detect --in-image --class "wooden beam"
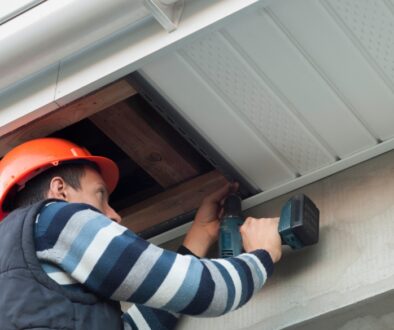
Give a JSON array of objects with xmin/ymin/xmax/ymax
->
[
  {"xmin": 91, "ymin": 100, "xmax": 202, "ymax": 188},
  {"xmin": 0, "ymin": 79, "xmax": 137, "ymax": 156},
  {"xmin": 120, "ymin": 170, "xmax": 228, "ymax": 233}
]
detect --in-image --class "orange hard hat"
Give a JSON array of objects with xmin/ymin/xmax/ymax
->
[{"xmin": 0, "ymin": 138, "xmax": 119, "ymax": 221}]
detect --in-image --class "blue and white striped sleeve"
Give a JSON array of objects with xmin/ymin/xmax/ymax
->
[
  {"xmin": 123, "ymin": 304, "xmax": 179, "ymax": 329},
  {"xmin": 36, "ymin": 202, "xmax": 273, "ymax": 318},
  {"xmin": 123, "ymin": 246, "xmax": 198, "ymax": 329}
]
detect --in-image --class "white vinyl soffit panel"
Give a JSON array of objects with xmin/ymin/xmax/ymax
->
[{"xmin": 140, "ymin": 0, "xmax": 394, "ymax": 207}]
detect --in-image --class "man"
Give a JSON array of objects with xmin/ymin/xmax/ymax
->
[{"xmin": 0, "ymin": 137, "xmax": 281, "ymax": 329}]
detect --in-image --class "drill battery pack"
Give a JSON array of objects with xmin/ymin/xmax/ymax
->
[{"xmin": 279, "ymin": 194, "xmax": 320, "ymax": 249}]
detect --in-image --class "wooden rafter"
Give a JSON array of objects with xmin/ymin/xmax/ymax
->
[
  {"xmin": 120, "ymin": 170, "xmax": 228, "ymax": 233},
  {"xmin": 0, "ymin": 76, "xmax": 226, "ymax": 237},
  {"xmin": 0, "ymin": 79, "xmax": 137, "ymax": 156},
  {"xmin": 91, "ymin": 100, "xmax": 202, "ymax": 188}
]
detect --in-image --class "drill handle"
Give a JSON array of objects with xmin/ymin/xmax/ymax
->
[{"xmin": 219, "ymin": 194, "xmax": 243, "ymax": 258}]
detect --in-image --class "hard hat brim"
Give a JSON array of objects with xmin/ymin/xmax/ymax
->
[{"xmin": 81, "ymin": 155, "xmax": 119, "ymax": 194}]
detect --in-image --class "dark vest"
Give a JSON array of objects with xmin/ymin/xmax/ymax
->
[{"xmin": 0, "ymin": 201, "xmax": 124, "ymax": 330}]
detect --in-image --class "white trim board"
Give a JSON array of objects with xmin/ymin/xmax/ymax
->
[{"xmin": 148, "ymin": 138, "xmax": 394, "ymax": 245}]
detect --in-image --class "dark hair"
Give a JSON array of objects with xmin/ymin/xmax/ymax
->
[{"xmin": 9, "ymin": 161, "xmax": 99, "ymax": 211}]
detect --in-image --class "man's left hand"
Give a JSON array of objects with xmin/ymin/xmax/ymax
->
[{"xmin": 182, "ymin": 182, "xmax": 238, "ymax": 257}]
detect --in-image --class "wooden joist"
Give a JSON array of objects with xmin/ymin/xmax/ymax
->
[
  {"xmin": 0, "ymin": 76, "xmax": 225, "ymax": 237},
  {"xmin": 0, "ymin": 79, "xmax": 137, "ymax": 156},
  {"xmin": 120, "ymin": 170, "xmax": 228, "ymax": 233},
  {"xmin": 91, "ymin": 100, "xmax": 202, "ymax": 188}
]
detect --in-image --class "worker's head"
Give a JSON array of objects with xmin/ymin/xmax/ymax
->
[{"xmin": 0, "ymin": 138, "xmax": 121, "ymax": 223}]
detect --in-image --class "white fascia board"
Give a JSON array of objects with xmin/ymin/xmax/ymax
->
[
  {"xmin": 55, "ymin": 0, "xmax": 272, "ymax": 105},
  {"xmin": 0, "ymin": 64, "xmax": 59, "ymax": 137},
  {"xmin": 0, "ymin": 0, "xmax": 272, "ymax": 133}
]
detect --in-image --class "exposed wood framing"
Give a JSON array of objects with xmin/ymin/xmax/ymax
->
[
  {"xmin": 0, "ymin": 76, "xmax": 226, "ymax": 237},
  {"xmin": 120, "ymin": 170, "xmax": 228, "ymax": 233},
  {"xmin": 91, "ymin": 100, "xmax": 202, "ymax": 188},
  {"xmin": 0, "ymin": 79, "xmax": 137, "ymax": 156}
]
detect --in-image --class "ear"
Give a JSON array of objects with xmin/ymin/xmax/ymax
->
[{"xmin": 46, "ymin": 176, "xmax": 69, "ymax": 201}]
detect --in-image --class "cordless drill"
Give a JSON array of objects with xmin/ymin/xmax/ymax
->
[{"xmin": 219, "ymin": 194, "xmax": 320, "ymax": 258}]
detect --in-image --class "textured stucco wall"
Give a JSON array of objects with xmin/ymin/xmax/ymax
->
[{"xmin": 177, "ymin": 149, "xmax": 394, "ymax": 329}]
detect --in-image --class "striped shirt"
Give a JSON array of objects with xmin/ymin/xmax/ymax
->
[{"xmin": 34, "ymin": 201, "xmax": 273, "ymax": 329}]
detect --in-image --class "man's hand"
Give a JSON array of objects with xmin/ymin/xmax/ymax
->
[
  {"xmin": 240, "ymin": 217, "xmax": 282, "ymax": 263},
  {"xmin": 182, "ymin": 182, "xmax": 238, "ymax": 257}
]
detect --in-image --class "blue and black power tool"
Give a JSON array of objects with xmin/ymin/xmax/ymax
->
[{"xmin": 219, "ymin": 193, "xmax": 320, "ymax": 258}]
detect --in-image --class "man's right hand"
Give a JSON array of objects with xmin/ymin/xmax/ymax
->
[{"xmin": 240, "ymin": 217, "xmax": 282, "ymax": 263}]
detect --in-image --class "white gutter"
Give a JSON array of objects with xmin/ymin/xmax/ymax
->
[
  {"xmin": 0, "ymin": 0, "xmax": 271, "ymax": 136},
  {"xmin": 0, "ymin": 0, "xmax": 151, "ymax": 93},
  {"xmin": 0, "ymin": 0, "xmax": 185, "ymax": 93},
  {"xmin": 0, "ymin": 0, "xmax": 46, "ymax": 25}
]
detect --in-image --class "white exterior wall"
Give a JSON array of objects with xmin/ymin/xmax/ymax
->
[{"xmin": 177, "ymin": 150, "xmax": 394, "ymax": 329}]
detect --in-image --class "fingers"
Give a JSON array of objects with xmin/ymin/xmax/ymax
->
[
  {"xmin": 240, "ymin": 216, "xmax": 282, "ymax": 263},
  {"xmin": 242, "ymin": 216, "xmax": 279, "ymax": 228},
  {"xmin": 204, "ymin": 182, "xmax": 239, "ymax": 204}
]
